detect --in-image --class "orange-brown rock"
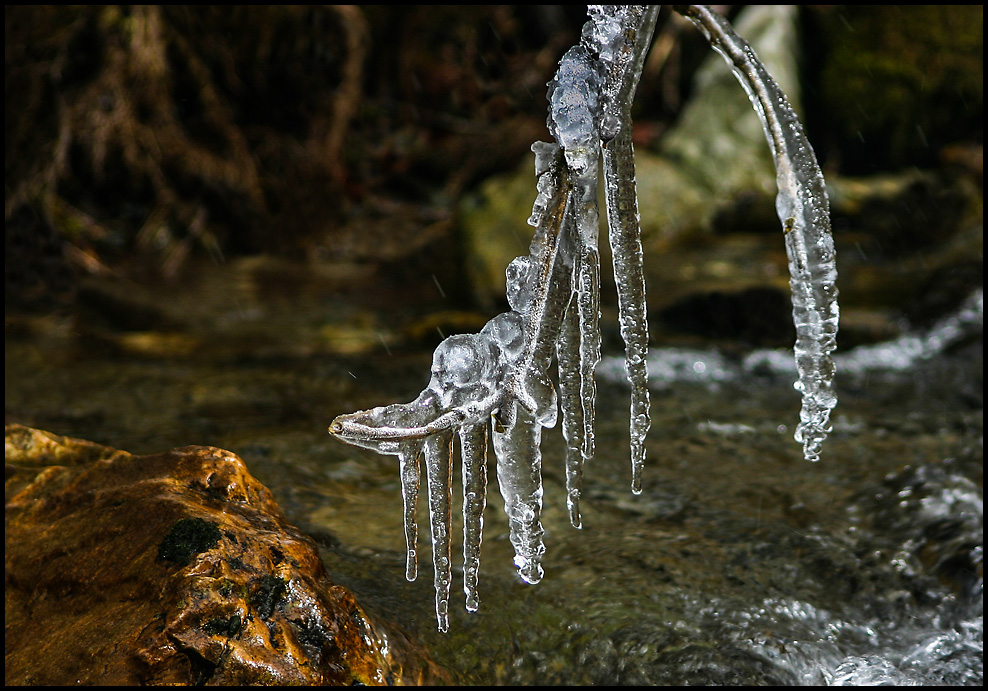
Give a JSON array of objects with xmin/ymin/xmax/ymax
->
[{"xmin": 4, "ymin": 424, "xmax": 431, "ymax": 685}]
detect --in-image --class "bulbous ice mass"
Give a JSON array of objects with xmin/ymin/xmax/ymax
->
[
  {"xmin": 548, "ymin": 45, "xmax": 602, "ymax": 173},
  {"xmin": 505, "ymin": 257, "xmax": 535, "ymax": 314},
  {"xmin": 481, "ymin": 311, "xmax": 525, "ymax": 364},
  {"xmin": 429, "ymin": 334, "xmax": 499, "ymax": 413}
]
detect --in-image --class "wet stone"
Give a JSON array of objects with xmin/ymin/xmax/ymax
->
[{"xmin": 4, "ymin": 424, "xmax": 436, "ymax": 686}]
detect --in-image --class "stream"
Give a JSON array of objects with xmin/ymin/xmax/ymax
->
[{"xmin": 4, "ymin": 262, "xmax": 982, "ymax": 685}]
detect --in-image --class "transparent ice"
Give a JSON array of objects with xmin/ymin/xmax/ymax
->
[
  {"xmin": 678, "ymin": 6, "xmax": 839, "ymax": 462},
  {"xmin": 329, "ymin": 5, "xmax": 838, "ymax": 631}
]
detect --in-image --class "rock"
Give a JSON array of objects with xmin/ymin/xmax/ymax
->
[
  {"xmin": 459, "ymin": 161, "xmax": 539, "ymax": 308},
  {"xmin": 655, "ymin": 4, "xmax": 802, "ymax": 234},
  {"xmin": 808, "ymin": 5, "xmax": 983, "ymax": 173},
  {"xmin": 4, "ymin": 424, "xmax": 435, "ymax": 686}
]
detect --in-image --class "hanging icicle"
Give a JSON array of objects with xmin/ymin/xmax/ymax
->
[{"xmin": 677, "ymin": 5, "xmax": 839, "ymax": 462}]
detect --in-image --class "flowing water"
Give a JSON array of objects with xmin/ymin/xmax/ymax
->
[{"xmin": 4, "ymin": 263, "xmax": 982, "ymax": 685}]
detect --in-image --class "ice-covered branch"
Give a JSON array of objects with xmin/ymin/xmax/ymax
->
[
  {"xmin": 329, "ymin": 4, "xmax": 837, "ymax": 631},
  {"xmin": 676, "ymin": 5, "xmax": 839, "ymax": 461}
]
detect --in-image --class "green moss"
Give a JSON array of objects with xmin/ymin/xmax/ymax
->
[
  {"xmin": 217, "ymin": 578, "xmax": 240, "ymax": 598},
  {"xmin": 157, "ymin": 517, "xmax": 222, "ymax": 565},
  {"xmin": 815, "ymin": 5, "xmax": 983, "ymax": 171},
  {"xmin": 203, "ymin": 614, "xmax": 242, "ymax": 637},
  {"xmin": 251, "ymin": 575, "xmax": 288, "ymax": 620}
]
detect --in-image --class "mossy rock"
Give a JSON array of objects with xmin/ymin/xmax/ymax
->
[{"xmin": 809, "ymin": 5, "xmax": 983, "ymax": 173}]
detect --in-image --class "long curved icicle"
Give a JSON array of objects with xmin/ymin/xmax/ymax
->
[
  {"xmin": 596, "ymin": 5, "xmax": 660, "ymax": 494},
  {"xmin": 678, "ymin": 5, "xmax": 839, "ymax": 461},
  {"xmin": 328, "ymin": 5, "xmax": 837, "ymax": 631},
  {"xmin": 605, "ymin": 128, "xmax": 652, "ymax": 492}
]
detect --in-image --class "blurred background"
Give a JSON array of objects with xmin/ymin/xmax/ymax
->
[{"xmin": 6, "ymin": 5, "xmax": 982, "ymax": 350}]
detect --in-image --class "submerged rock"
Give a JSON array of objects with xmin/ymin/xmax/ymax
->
[{"xmin": 4, "ymin": 424, "xmax": 435, "ymax": 686}]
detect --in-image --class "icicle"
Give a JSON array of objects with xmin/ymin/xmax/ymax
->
[
  {"xmin": 423, "ymin": 431, "xmax": 454, "ymax": 632},
  {"xmin": 397, "ymin": 443, "xmax": 421, "ymax": 581},
  {"xmin": 678, "ymin": 5, "xmax": 839, "ymax": 462},
  {"xmin": 594, "ymin": 5, "xmax": 659, "ymax": 493},
  {"xmin": 459, "ymin": 422, "xmax": 488, "ymax": 612},
  {"xmin": 604, "ymin": 131, "xmax": 652, "ymax": 493},
  {"xmin": 556, "ymin": 295, "xmax": 585, "ymax": 528},
  {"xmin": 575, "ymin": 242, "xmax": 600, "ymax": 464},
  {"xmin": 492, "ymin": 401, "xmax": 546, "ymax": 584},
  {"xmin": 571, "ymin": 145, "xmax": 602, "ymax": 472}
]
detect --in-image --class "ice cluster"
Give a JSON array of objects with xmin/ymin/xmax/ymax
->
[{"xmin": 329, "ymin": 4, "xmax": 838, "ymax": 630}]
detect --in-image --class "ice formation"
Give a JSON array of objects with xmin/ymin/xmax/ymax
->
[
  {"xmin": 329, "ymin": 5, "xmax": 838, "ymax": 631},
  {"xmin": 678, "ymin": 5, "xmax": 839, "ymax": 461}
]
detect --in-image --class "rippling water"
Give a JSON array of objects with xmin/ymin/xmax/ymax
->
[{"xmin": 5, "ymin": 274, "xmax": 981, "ymax": 684}]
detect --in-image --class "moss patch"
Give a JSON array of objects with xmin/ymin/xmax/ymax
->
[{"xmin": 157, "ymin": 517, "xmax": 222, "ymax": 565}]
